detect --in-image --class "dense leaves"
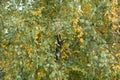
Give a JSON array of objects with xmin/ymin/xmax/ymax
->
[{"xmin": 0, "ymin": 0, "xmax": 120, "ymax": 80}]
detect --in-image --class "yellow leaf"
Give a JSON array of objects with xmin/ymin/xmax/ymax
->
[
  {"xmin": 116, "ymin": 53, "xmax": 120, "ymax": 57},
  {"xmin": 80, "ymin": 38, "xmax": 84, "ymax": 43}
]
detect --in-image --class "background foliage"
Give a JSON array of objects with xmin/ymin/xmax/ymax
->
[{"xmin": 0, "ymin": 0, "xmax": 120, "ymax": 80}]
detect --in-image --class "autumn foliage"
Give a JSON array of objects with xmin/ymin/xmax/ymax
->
[{"xmin": 0, "ymin": 0, "xmax": 120, "ymax": 80}]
